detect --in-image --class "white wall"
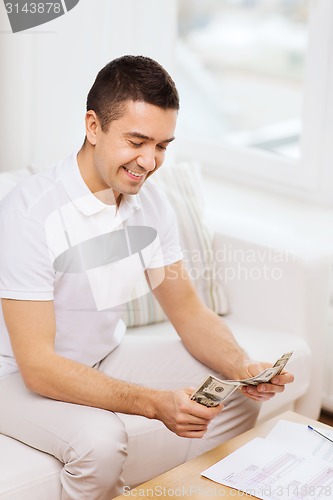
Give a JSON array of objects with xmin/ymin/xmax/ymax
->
[{"xmin": 0, "ymin": 0, "xmax": 177, "ymax": 171}]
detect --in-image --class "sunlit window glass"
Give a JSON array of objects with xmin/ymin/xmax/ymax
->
[{"xmin": 176, "ymin": 0, "xmax": 309, "ymax": 159}]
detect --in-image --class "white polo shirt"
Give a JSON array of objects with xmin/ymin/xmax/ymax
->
[{"xmin": 0, "ymin": 153, "xmax": 182, "ymax": 378}]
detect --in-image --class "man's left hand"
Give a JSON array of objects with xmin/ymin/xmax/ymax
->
[{"xmin": 238, "ymin": 361, "xmax": 294, "ymax": 402}]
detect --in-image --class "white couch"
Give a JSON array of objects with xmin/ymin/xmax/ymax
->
[{"xmin": 0, "ymin": 166, "xmax": 331, "ymax": 499}]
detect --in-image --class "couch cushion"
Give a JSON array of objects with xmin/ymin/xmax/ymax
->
[
  {"xmin": 124, "ymin": 162, "xmax": 229, "ymax": 327},
  {"xmin": 0, "ymin": 435, "xmax": 61, "ymax": 500}
]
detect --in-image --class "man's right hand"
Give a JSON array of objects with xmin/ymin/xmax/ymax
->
[{"xmin": 153, "ymin": 388, "xmax": 223, "ymax": 438}]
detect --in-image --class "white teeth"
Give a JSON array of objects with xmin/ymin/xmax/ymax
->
[{"xmin": 124, "ymin": 167, "xmax": 144, "ymax": 178}]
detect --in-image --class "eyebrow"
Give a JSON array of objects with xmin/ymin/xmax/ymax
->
[{"xmin": 125, "ymin": 132, "xmax": 175, "ymax": 144}]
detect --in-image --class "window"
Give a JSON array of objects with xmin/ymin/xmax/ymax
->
[
  {"xmin": 177, "ymin": 0, "xmax": 308, "ymax": 159},
  {"xmin": 175, "ymin": 0, "xmax": 333, "ymax": 203}
]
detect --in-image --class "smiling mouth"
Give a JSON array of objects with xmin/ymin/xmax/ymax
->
[{"xmin": 123, "ymin": 166, "xmax": 145, "ymax": 179}]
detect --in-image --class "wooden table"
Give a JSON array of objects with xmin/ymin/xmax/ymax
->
[{"xmin": 114, "ymin": 411, "xmax": 331, "ymax": 499}]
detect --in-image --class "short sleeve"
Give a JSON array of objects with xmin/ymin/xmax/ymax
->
[{"xmin": 0, "ymin": 209, "xmax": 55, "ymax": 300}]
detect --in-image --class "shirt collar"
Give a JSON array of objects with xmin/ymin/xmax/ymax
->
[{"xmin": 60, "ymin": 152, "xmax": 141, "ymax": 218}]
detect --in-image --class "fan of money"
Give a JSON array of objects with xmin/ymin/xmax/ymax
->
[{"xmin": 191, "ymin": 352, "xmax": 293, "ymax": 407}]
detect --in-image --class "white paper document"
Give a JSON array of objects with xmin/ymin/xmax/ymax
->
[
  {"xmin": 201, "ymin": 420, "xmax": 333, "ymax": 499},
  {"xmin": 268, "ymin": 420, "xmax": 333, "ymax": 464}
]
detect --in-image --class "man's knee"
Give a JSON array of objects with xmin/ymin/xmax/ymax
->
[{"xmin": 62, "ymin": 410, "xmax": 128, "ymax": 494}]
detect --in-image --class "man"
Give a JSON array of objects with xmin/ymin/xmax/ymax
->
[{"xmin": 0, "ymin": 56, "xmax": 293, "ymax": 499}]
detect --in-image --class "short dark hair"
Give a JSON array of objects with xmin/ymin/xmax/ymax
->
[{"xmin": 86, "ymin": 55, "xmax": 180, "ymax": 131}]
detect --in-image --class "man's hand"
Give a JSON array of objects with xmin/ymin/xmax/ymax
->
[
  {"xmin": 238, "ymin": 361, "xmax": 294, "ymax": 402},
  {"xmin": 154, "ymin": 388, "xmax": 223, "ymax": 438}
]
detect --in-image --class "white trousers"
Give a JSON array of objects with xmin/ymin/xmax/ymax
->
[{"xmin": 0, "ymin": 335, "xmax": 260, "ymax": 499}]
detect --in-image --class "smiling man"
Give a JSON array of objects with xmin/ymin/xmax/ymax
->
[
  {"xmin": 0, "ymin": 56, "xmax": 293, "ymax": 500},
  {"xmin": 79, "ymin": 99, "xmax": 176, "ymax": 200}
]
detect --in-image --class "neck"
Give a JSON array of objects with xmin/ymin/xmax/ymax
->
[{"xmin": 77, "ymin": 144, "xmax": 119, "ymax": 206}]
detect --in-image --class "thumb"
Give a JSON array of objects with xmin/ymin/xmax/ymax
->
[
  {"xmin": 184, "ymin": 387, "xmax": 196, "ymax": 397},
  {"xmin": 247, "ymin": 362, "xmax": 264, "ymax": 377}
]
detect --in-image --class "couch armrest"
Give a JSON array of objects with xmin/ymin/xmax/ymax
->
[{"xmin": 209, "ymin": 212, "xmax": 331, "ymax": 416}]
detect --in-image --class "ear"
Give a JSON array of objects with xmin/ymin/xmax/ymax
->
[{"xmin": 85, "ymin": 110, "xmax": 100, "ymax": 146}]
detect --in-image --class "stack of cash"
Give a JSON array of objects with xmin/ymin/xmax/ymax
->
[{"xmin": 190, "ymin": 352, "xmax": 293, "ymax": 407}]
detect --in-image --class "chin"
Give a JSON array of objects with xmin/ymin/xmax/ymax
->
[
  {"xmin": 125, "ymin": 181, "xmax": 145, "ymax": 194},
  {"xmin": 126, "ymin": 187, "xmax": 142, "ymax": 196}
]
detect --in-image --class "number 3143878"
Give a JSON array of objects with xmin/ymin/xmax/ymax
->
[{"xmin": 5, "ymin": 3, "xmax": 62, "ymax": 14}]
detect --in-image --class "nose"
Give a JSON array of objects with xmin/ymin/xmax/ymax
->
[{"xmin": 136, "ymin": 148, "xmax": 156, "ymax": 172}]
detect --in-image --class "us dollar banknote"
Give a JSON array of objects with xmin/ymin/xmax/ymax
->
[
  {"xmin": 190, "ymin": 376, "xmax": 239, "ymax": 407},
  {"xmin": 190, "ymin": 352, "xmax": 293, "ymax": 407}
]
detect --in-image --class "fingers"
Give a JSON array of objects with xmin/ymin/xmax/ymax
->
[
  {"xmin": 255, "ymin": 371, "xmax": 294, "ymax": 397},
  {"xmin": 257, "ymin": 383, "xmax": 284, "ymax": 395},
  {"xmin": 190, "ymin": 400, "xmax": 223, "ymax": 419},
  {"xmin": 241, "ymin": 385, "xmax": 276, "ymax": 401},
  {"xmin": 170, "ymin": 413, "xmax": 213, "ymax": 438},
  {"xmin": 241, "ymin": 371, "xmax": 294, "ymax": 402},
  {"xmin": 173, "ymin": 412, "xmax": 220, "ymax": 438},
  {"xmin": 170, "ymin": 389, "xmax": 224, "ymax": 437},
  {"xmin": 178, "ymin": 429, "xmax": 208, "ymax": 438},
  {"xmin": 184, "ymin": 387, "xmax": 224, "ymax": 419},
  {"xmin": 173, "ymin": 419, "xmax": 208, "ymax": 434},
  {"xmin": 183, "ymin": 413, "xmax": 216, "ymax": 425},
  {"xmin": 271, "ymin": 372, "xmax": 295, "ymax": 385}
]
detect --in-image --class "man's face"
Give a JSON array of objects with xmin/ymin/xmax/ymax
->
[{"xmin": 84, "ymin": 100, "xmax": 177, "ymax": 201}]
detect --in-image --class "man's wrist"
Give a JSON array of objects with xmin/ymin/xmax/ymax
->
[
  {"xmin": 135, "ymin": 387, "xmax": 163, "ymax": 420},
  {"xmin": 147, "ymin": 389, "xmax": 171, "ymax": 421},
  {"xmin": 223, "ymin": 353, "xmax": 251, "ymax": 380}
]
